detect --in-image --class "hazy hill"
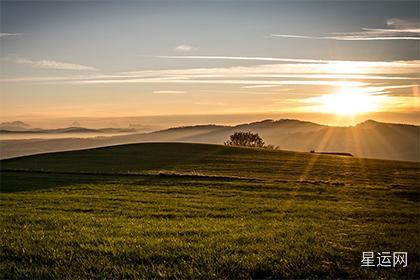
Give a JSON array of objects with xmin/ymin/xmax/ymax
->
[
  {"xmin": 0, "ymin": 121, "xmax": 32, "ymax": 131},
  {"xmin": 0, "ymin": 124, "xmax": 228, "ymax": 159},
  {"xmin": 0, "ymin": 119, "xmax": 418, "ymax": 162},
  {"xmin": 165, "ymin": 119, "xmax": 419, "ymax": 161},
  {"xmin": 0, "ymin": 126, "xmax": 136, "ymax": 134},
  {"xmin": 278, "ymin": 120, "xmax": 420, "ymax": 162}
]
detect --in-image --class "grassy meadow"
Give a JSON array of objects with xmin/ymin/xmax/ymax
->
[{"xmin": 1, "ymin": 143, "xmax": 419, "ymax": 279}]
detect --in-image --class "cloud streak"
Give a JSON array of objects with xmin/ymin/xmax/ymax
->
[
  {"xmin": 2, "ymin": 55, "xmax": 418, "ymax": 102},
  {"xmin": 156, "ymin": 55, "xmax": 328, "ymax": 63},
  {"xmin": 2, "ymin": 59, "xmax": 419, "ymax": 84},
  {"xmin": 155, "ymin": 56, "xmax": 420, "ymax": 70},
  {"xmin": 0, "ymin": 33, "xmax": 21, "ymax": 38},
  {"xmin": 153, "ymin": 90, "xmax": 186, "ymax": 94},
  {"xmin": 271, "ymin": 34, "xmax": 420, "ymax": 41},
  {"xmin": 76, "ymin": 78, "xmax": 369, "ymax": 88},
  {"xmin": 174, "ymin": 44, "xmax": 198, "ymax": 52},
  {"xmin": 272, "ymin": 18, "xmax": 420, "ymax": 41},
  {"xmin": 13, "ymin": 57, "xmax": 98, "ymax": 71}
]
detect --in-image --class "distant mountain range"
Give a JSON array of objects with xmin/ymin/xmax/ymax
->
[
  {"xmin": 0, "ymin": 122, "xmax": 136, "ymax": 134},
  {"xmin": 0, "ymin": 121, "xmax": 32, "ymax": 131},
  {"xmin": 0, "ymin": 127, "xmax": 136, "ymax": 134},
  {"xmin": 1, "ymin": 119, "xmax": 419, "ymax": 162}
]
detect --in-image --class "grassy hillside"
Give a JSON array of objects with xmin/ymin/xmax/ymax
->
[
  {"xmin": 2, "ymin": 142, "xmax": 418, "ymax": 187},
  {"xmin": 1, "ymin": 143, "xmax": 419, "ymax": 279}
]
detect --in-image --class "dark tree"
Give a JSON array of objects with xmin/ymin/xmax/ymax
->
[{"xmin": 224, "ymin": 131, "xmax": 265, "ymax": 148}]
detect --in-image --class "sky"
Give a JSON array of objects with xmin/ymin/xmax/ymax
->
[{"xmin": 0, "ymin": 0, "xmax": 419, "ymax": 127}]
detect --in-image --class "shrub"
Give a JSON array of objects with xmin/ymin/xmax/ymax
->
[{"xmin": 224, "ymin": 131, "xmax": 265, "ymax": 148}]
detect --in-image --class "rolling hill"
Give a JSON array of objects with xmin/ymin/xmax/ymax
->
[
  {"xmin": 0, "ymin": 121, "xmax": 32, "ymax": 131},
  {"xmin": 2, "ymin": 142, "xmax": 418, "ymax": 187},
  {"xmin": 1, "ymin": 119, "xmax": 419, "ymax": 162},
  {"xmin": 1, "ymin": 143, "xmax": 419, "ymax": 278}
]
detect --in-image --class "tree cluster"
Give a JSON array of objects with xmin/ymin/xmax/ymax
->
[{"xmin": 224, "ymin": 131, "xmax": 265, "ymax": 148}]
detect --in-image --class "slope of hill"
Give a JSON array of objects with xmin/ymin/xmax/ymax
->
[
  {"xmin": 1, "ymin": 143, "xmax": 419, "ymax": 278},
  {"xmin": 2, "ymin": 142, "xmax": 418, "ymax": 187},
  {"xmin": 0, "ymin": 119, "xmax": 418, "ymax": 162}
]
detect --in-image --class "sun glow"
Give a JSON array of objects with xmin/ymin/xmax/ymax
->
[{"xmin": 313, "ymin": 87, "xmax": 383, "ymax": 116}]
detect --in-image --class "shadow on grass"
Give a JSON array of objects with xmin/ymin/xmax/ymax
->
[
  {"xmin": 0, "ymin": 170, "xmax": 257, "ymax": 193},
  {"xmin": 0, "ymin": 171, "xmax": 113, "ymax": 192}
]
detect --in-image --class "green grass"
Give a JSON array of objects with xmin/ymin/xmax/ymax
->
[{"xmin": 1, "ymin": 143, "xmax": 419, "ymax": 279}]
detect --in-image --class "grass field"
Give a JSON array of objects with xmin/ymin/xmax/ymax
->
[{"xmin": 1, "ymin": 143, "xmax": 419, "ymax": 279}]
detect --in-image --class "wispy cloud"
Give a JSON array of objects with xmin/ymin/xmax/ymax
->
[
  {"xmin": 271, "ymin": 34, "xmax": 420, "ymax": 41},
  {"xmin": 272, "ymin": 18, "xmax": 420, "ymax": 41},
  {"xmin": 174, "ymin": 44, "xmax": 198, "ymax": 52},
  {"xmin": 67, "ymin": 58, "xmax": 419, "ymax": 102},
  {"xmin": 241, "ymin": 85, "xmax": 282, "ymax": 89},
  {"xmin": 153, "ymin": 90, "xmax": 186, "ymax": 94},
  {"xmin": 13, "ymin": 57, "xmax": 98, "ymax": 71},
  {"xmin": 75, "ymin": 78, "xmax": 370, "ymax": 88},
  {"xmin": 155, "ymin": 56, "xmax": 420, "ymax": 71},
  {"xmin": 2, "ymin": 55, "xmax": 419, "ymax": 101},
  {"xmin": 386, "ymin": 18, "xmax": 420, "ymax": 31},
  {"xmin": 156, "ymin": 55, "xmax": 326, "ymax": 63},
  {"xmin": 2, "ymin": 58, "xmax": 419, "ymax": 84},
  {"xmin": 0, "ymin": 33, "xmax": 21, "ymax": 38}
]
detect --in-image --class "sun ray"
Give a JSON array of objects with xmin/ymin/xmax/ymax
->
[
  {"xmin": 299, "ymin": 125, "xmax": 337, "ymax": 181},
  {"xmin": 349, "ymin": 126, "xmax": 370, "ymax": 184}
]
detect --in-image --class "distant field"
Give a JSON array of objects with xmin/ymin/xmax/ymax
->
[{"xmin": 1, "ymin": 143, "xmax": 419, "ymax": 279}]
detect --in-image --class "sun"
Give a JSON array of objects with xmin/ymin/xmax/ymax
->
[{"xmin": 314, "ymin": 87, "xmax": 382, "ymax": 116}]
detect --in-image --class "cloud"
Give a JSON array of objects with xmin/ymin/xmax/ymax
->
[
  {"xmin": 157, "ymin": 55, "xmax": 325, "ymax": 63},
  {"xmin": 34, "ymin": 60, "xmax": 98, "ymax": 71},
  {"xmin": 3, "ymin": 58, "xmax": 419, "ymax": 84},
  {"xmin": 66, "ymin": 58, "xmax": 418, "ymax": 101},
  {"xmin": 155, "ymin": 56, "xmax": 420, "ymax": 71},
  {"xmin": 174, "ymin": 44, "xmax": 198, "ymax": 52},
  {"xmin": 386, "ymin": 18, "xmax": 419, "ymax": 30},
  {"xmin": 0, "ymin": 33, "xmax": 21, "ymax": 38},
  {"xmin": 152, "ymin": 56, "xmax": 420, "ymax": 76},
  {"xmin": 13, "ymin": 57, "xmax": 98, "ymax": 71},
  {"xmin": 241, "ymin": 85, "xmax": 282, "ymax": 89},
  {"xmin": 75, "ymin": 78, "xmax": 370, "ymax": 88},
  {"xmin": 2, "ymin": 56, "xmax": 419, "ymax": 101},
  {"xmin": 153, "ymin": 90, "xmax": 186, "ymax": 94},
  {"xmin": 271, "ymin": 34, "xmax": 420, "ymax": 41},
  {"xmin": 272, "ymin": 18, "xmax": 420, "ymax": 41}
]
